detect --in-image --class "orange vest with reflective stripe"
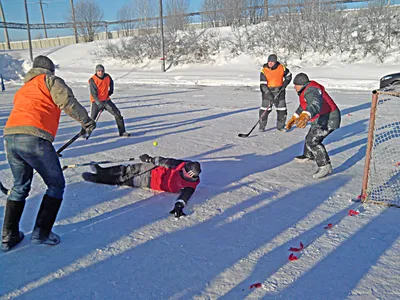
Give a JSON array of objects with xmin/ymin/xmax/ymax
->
[
  {"xmin": 89, "ymin": 75, "xmax": 110, "ymax": 102},
  {"xmin": 5, "ymin": 74, "xmax": 61, "ymax": 138},
  {"xmin": 261, "ymin": 64, "xmax": 285, "ymax": 87}
]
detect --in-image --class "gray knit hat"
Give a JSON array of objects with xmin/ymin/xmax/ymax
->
[
  {"xmin": 267, "ymin": 54, "xmax": 278, "ymax": 63},
  {"xmin": 293, "ymin": 73, "xmax": 310, "ymax": 86},
  {"xmin": 95, "ymin": 64, "xmax": 105, "ymax": 72},
  {"xmin": 33, "ymin": 55, "xmax": 55, "ymax": 72}
]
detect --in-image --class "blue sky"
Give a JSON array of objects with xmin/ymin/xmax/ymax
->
[
  {"xmin": 0, "ymin": 0, "xmax": 203, "ymax": 41},
  {"xmin": 0, "ymin": 0, "xmax": 399, "ymax": 42}
]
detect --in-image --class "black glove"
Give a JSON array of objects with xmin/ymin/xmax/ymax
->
[
  {"xmin": 81, "ymin": 117, "xmax": 96, "ymax": 136},
  {"xmin": 169, "ymin": 201, "xmax": 186, "ymax": 218},
  {"xmin": 108, "ymin": 90, "xmax": 113, "ymax": 96},
  {"xmin": 139, "ymin": 154, "xmax": 152, "ymax": 163},
  {"xmin": 96, "ymin": 101, "xmax": 106, "ymax": 110}
]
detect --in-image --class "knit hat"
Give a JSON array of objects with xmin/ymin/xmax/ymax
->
[
  {"xmin": 267, "ymin": 54, "xmax": 278, "ymax": 63},
  {"xmin": 32, "ymin": 55, "xmax": 55, "ymax": 72},
  {"xmin": 95, "ymin": 64, "xmax": 105, "ymax": 72},
  {"xmin": 184, "ymin": 162, "xmax": 201, "ymax": 177},
  {"xmin": 293, "ymin": 73, "xmax": 310, "ymax": 86}
]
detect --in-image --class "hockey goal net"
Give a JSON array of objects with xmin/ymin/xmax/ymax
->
[{"xmin": 360, "ymin": 87, "xmax": 400, "ymax": 207}]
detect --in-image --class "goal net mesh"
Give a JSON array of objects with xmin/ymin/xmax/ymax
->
[{"xmin": 365, "ymin": 86, "xmax": 400, "ymax": 206}]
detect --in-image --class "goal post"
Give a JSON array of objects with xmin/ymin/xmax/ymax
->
[{"xmin": 360, "ymin": 88, "xmax": 400, "ymax": 207}]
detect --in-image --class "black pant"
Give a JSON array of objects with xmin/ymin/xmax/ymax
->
[
  {"xmin": 303, "ymin": 109, "xmax": 341, "ymax": 166},
  {"xmin": 304, "ymin": 124, "xmax": 334, "ymax": 167},
  {"xmin": 259, "ymin": 88, "xmax": 287, "ymax": 130},
  {"xmin": 93, "ymin": 163, "xmax": 155, "ymax": 187},
  {"xmin": 91, "ymin": 101, "xmax": 127, "ymax": 135}
]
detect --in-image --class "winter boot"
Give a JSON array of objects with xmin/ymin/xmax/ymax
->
[
  {"xmin": 313, "ymin": 163, "xmax": 333, "ymax": 179},
  {"xmin": 120, "ymin": 132, "xmax": 131, "ymax": 137},
  {"xmin": 31, "ymin": 195, "xmax": 62, "ymax": 245},
  {"xmin": 294, "ymin": 155, "xmax": 314, "ymax": 163},
  {"xmin": 1, "ymin": 200, "xmax": 25, "ymax": 252},
  {"xmin": 116, "ymin": 116, "xmax": 131, "ymax": 137}
]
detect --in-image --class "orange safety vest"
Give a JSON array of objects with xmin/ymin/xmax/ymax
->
[
  {"xmin": 5, "ymin": 74, "xmax": 61, "ymax": 138},
  {"xmin": 261, "ymin": 64, "xmax": 285, "ymax": 88},
  {"xmin": 89, "ymin": 74, "xmax": 110, "ymax": 103},
  {"xmin": 150, "ymin": 162, "xmax": 200, "ymax": 193}
]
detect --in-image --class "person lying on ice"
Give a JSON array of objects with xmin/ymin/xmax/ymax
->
[{"xmin": 82, "ymin": 154, "xmax": 201, "ymax": 218}]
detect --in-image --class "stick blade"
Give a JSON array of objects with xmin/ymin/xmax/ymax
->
[
  {"xmin": 238, "ymin": 133, "xmax": 250, "ymax": 138},
  {"xmin": 0, "ymin": 181, "xmax": 9, "ymax": 195}
]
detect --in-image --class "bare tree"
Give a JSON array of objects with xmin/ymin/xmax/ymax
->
[
  {"xmin": 364, "ymin": 0, "xmax": 397, "ymax": 49},
  {"xmin": 245, "ymin": 0, "xmax": 267, "ymax": 24},
  {"xmin": 200, "ymin": 0, "xmax": 246, "ymax": 27},
  {"xmin": 116, "ymin": 3, "xmax": 137, "ymax": 37},
  {"xmin": 201, "ymin": 0, "xmax": 223, "ymax": 27},
  {"xmin": 221, "ymin": 0, "xmax": 246, "ymax": 26},
  {"xmin": 164, "ymin": 0, "xmax": 189, "ymax": 34},
  {"xmin": 68, "ymin": 0, "xmax": 103, "ymax": 42}
]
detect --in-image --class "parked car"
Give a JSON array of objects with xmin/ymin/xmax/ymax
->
[{"xmin": 380, "ymin": 72, "xmax": 400, "ymax": 89}]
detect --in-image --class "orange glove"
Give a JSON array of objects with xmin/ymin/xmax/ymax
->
[
  {"xmin": 285, "ymin": 115, "xmax": 298, "ymax": 130},
  {"xmin": 295, "ymin": 112, "xmax": 311, "ymax": 129}
]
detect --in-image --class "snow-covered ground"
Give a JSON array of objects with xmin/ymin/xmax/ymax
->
[{"xmin": 0, "ymin": 42, "xmax": 399, "ymax": 299}]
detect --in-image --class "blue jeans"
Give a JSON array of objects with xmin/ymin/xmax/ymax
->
[{"xmin": 4, "ymin": 134, "xmax": 65, "ymax": 201}]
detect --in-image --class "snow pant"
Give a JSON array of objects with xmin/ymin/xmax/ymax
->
[
  {"xmin": 91, "ymin": 100, "xmax": 127, "ymax": 135},
  {"xmin": 92, "ymin": 163, "xmax": 156, "ymax": 188},
  {"xmin": 259, "ymin": 87, "xmax": 287, "ymax": 130},
  {"xmin": 303, "ymin": 109, "xmax": 341, "ymax": 167}
]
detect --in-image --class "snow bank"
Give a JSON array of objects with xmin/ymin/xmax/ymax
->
[{"xmin": 0, "ymin": 53, "xmax": 27, "ymax": 81}]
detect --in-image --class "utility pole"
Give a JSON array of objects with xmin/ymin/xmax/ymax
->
[
  {"xmin": 264, "ymin": 0, "xmax": 268, "ymax": 21},
  {"xmin": 24, "ymin": 0, "xmax": 33, "ymax": 61},
  {"xmin": 104, "ymin": 22, "xmax": 108, "ymax": 40},
  {"xmin": 0, "ymin": 0, "xmax": 10, "ymax": 49},
  {"xmin": 159, "ymin": 0, "xmax": 165, "ymax": 72},
  {"xmin": 39, "ymin": 0, "xmax": 47, "ymax": 38},
  {"xmin": 70, "ymin": 0, "xmax": 78, "ymax": 43}
]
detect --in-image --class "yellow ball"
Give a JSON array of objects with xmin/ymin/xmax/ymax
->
[{"xmin": 153, "ymin": 141, "xmax": 158, "ymax": 146}]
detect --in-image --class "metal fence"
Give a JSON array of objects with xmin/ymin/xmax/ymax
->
[{"xmin": 0, "ymin": 30, "xmax": 133, "ymax": 50}]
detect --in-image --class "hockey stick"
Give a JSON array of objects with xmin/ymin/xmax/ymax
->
[
  {"xmin": 62, "ymin": 158, "xmax": 136, "ymax": 170},
  {"xmin": 56, "ymin": 132, "xmax": 84, "ymax": 157},
  {"xmin": 57, "ymin": 109, "xmax": 104, "ymax": 157},
  {"xmin": 0, "ymin": 156, "xmax": 134, "ymax": 196},
  {"xmin": 0, "ymin": 182, "xmax": 9, "ymax": 195},
  {"xmin": 84, "ymin": 108, "xmax": 104, "ymax": 140},
  {"xmin": 238, "ymin": 90, "xmax": 283, "ymax": 138}
]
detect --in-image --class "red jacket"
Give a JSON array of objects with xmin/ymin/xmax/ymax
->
[
  {"xmin": 150, "ymin": 162, "xmax": 200, "ymax": 193},
  {"xmin": 299, "ymin": 81, "xmax": 337, "ymax": 121}
]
